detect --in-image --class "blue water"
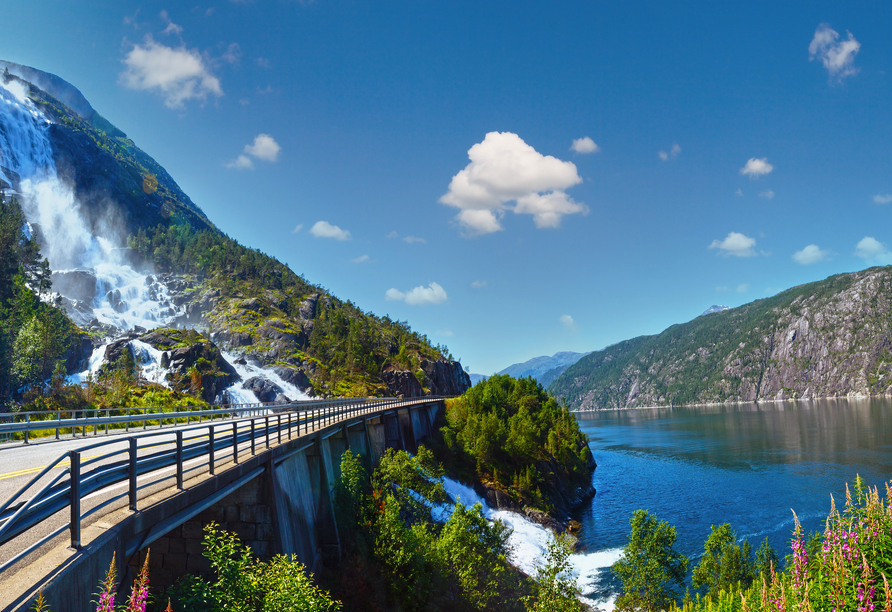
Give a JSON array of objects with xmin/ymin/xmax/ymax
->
[{"xmin": 572, "ymin": 398, "xmax": 892, "ymax": 603}]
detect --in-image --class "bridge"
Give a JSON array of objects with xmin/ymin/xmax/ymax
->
[{"xmin": 0, "ymin": 396, "xmax": 447, "ymax": 612}]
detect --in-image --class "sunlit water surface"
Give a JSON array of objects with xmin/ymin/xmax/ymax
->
[{"xmin": 572, "ymin": 398, "xmax": 892, "ymax": 606}]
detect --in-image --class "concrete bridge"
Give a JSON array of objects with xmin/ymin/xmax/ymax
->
[{"xmin": 0, "ymin": 397, "xmax": 446, "ymax": 612}]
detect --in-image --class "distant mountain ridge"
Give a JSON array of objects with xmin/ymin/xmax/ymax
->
[
  {"xmin": 549, "ymin": 267, "xmax": 892, "ymax": 410},
  {"xmin": 497, "ymin": 351, "xmax": 591, "ymax": 386},
  {"xmin": 700, "ymin": 304, "xmax": 730, "ymax": 316}
]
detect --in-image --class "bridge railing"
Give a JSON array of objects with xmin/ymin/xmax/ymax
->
[
  {"xmin": 0, "ymin": 396, "xmax": 444, "ymax": 576},
  {"xmin": 0, "ymin": 397, "xmax": 395, "ymax": 444}
]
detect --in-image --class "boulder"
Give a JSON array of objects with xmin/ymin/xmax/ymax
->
[
  {"xmin": 273, "ymin": 365, "xmax": 314, "ymax": 395},
  {"xmin": 242, "ymin": 376, "xmax": 289, "ymax": 403},
  {"xmin": 51, "ymin": 269, "xmax": 97, "ymax": 303}
]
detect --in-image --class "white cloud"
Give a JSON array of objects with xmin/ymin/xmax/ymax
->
[
  {"xmin": 873, "ymin": 194, "xmax": 892, "ymax": 204},
  {"xmin": 740, "ymin": 158, "xmax": 774, "ymax": 178},
  {"xmin": 386, "ymin": 231, "xmax": 398, "ymax": 239},
  {"xmin": 735, "ymin": 188, "xmax": 743, "ymax": 197},
  {"xmin": 227, "ymin": 134, "xmax": 280, "ymax": 169},
  {"xmin": 440, "ymin": 132, "xmax": 587, "ymax": 235},
  {"xmin": 291, "ymin": 224, "xmax": 303, "ymax": 234},
  {"xmin": 226, "ymin": 155, "xmax": 253, "ymax": 169},
  {"xmin": 759, "ymin": 189, "xmax": 775, "ymax": 200},
  {"xmin": 709, "ymin": 232, "xmax": 757, "ymax": 257},
  {"xmin": 120, "ymin": 36, "xmax": 222, "ymax": 108},
  {"xmin": 221, "ymin": 43, "xmax": 241, "ymax": 64},
  {"xmin": 659, "ymin": 143, "xmax": 681, "ymax": 161},
  {"xmin": 570, "ymin": 137, "xmax": 599, "ymax": 154},
  {"xmin": 737, "ymin": 284, "xmax": 750, "ymax": 293},
  {"xmin": 855, "ymin": 237, "xmax": 892, "ymax": 263},
  {"xmin": 809, "ymin": 24, "xmax": 861, "ymax": 82},
  {"xmin": 559, "ymin": 314, "xmax": 575, "ymax": 328},
  {"xmin": 386, "ymin": 282, "xmax": 448, "ymax": 306},
  {"xmin": 351, "ymin": 254, "xmax": 370, "ymax": 263},
  {"xmin": 471, "ymin": 280, "xmax": 487, "ymax": 288},
  {"xmin": 792, "ymin": 244, "xmax": 830, "ymax": 265},
  {"xmin": 160, "ymin": 10, "xmax": 183, "ymax": 35},
  {"xmin": 403, "ymin": 236, "xmax": 426, "ymax": 244},
  {"xmin": 310, "ymin": 221, "xmax": 351, "ymax": 241}
]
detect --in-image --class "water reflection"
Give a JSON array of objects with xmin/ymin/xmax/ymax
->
[{"xmin": 573, "ymin": 398, "xmax": 892, "ymax": 603}]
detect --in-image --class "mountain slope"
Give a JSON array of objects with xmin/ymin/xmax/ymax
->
[
  {"xmin": 550, "ymin": 267, "xmax": 892, "ymax": 410},
  {"xmin": 497, "ymin": 351, "xmax": 591, "ymax": 383},
  {"xmin": 0, "ymin": 64, "xmax": 469, "ymax": 403}
]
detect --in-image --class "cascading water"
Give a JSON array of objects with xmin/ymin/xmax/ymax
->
[
  {"xmin": 0, "ymin": 75, "xmax": 308, "ymax": 401},
  {"xmin": 436, "ymin": 477, "xmax": 622, "ymax": 610}
]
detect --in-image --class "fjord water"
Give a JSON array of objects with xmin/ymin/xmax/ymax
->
[{"xmin": 573, "ymin": 398, "xmax": 892, "ymax": 604}]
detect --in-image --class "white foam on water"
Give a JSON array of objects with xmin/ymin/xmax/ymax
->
[
  {"xmin": 437, "ymin": 477, "xmax": 622, "ymax": 610},
  {"xmin": 220, "ymin": 350, "xmax": 312, "ymax": 404},
  {"xmin": 92, "ymin": 263, "xmax": 178, "ymax": 331},
  {"xmin": 67, "ymin": 344, "xmax": 107, "ymax": 385},
  {"xmin": 131, "ymin": 339, "xmax": 169, "ymax": 387}
]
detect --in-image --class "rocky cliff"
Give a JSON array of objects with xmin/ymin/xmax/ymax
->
[{"xmin": 550, "ymin": 266, "xmax": 892, "ymax": 410}]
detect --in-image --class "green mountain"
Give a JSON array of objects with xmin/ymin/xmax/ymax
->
[
  {"xmin": 0, "ymin": 64, "xmax": 469, "ymax": 404},
  {"xmin": 549, "ymin": 267, "xmax": 892, "ymax": 410}
]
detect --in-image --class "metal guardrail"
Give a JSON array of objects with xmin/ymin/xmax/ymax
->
[
  {"xmin": 0, "ymin": 396, "xmax": 445, "ymax": 576},
  {"xmin": 0, "ymin": 398, "xmax": 393, "ymax": 443}
]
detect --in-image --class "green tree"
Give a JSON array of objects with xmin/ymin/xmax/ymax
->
[
  {"xmin": 691, "ymin": 523, "xmax": 753, "ymax": 597},
  {"xmin": 612, "ymin": 510, "xmax": 689, "ymax": 612},
  {"xmin": 754, "ymin": 537, "xmax": 779, "ymax": 580},
  {"xmin": 523, "ymin": 533, "xmax": 585, "ymax": 612}
]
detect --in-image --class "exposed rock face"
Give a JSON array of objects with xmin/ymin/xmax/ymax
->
[
  {"xmin": 551, "ymin": 267, "xmax": 892, "ymax": 410},
  {"xmin": 63, "ymin": 331, "xmax": 94, "ymax": 373},
  {"xmin": 382, "ymin": 369, "xmax": 424, "ymax": 397},
  {"xmin": 272, "ymin": 366, "xmax": 313, "ymax": 394},
  {"xmin": 139, "ymin": 329, "xmax": 238, "ymax": 403},
  {"xmin": 420, "ymin": 359, "xmax": 472, "ymax": 396}
]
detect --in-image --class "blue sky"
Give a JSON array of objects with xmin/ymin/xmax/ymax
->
[{"xmin": 2, "ymin": 0, "xmax": 891, "ymax": 374}]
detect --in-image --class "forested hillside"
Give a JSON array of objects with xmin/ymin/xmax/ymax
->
[{"xmin": 550, "ymin": 266, "xmax": 892, "ymax": 409}]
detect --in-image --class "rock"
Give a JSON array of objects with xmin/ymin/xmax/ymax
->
[
  {"xmin": 273, "ymin": 365, "xmax": 314, "ymax": 394},
  {"xmin": 298, "ymin": 294, "xmax": 318, "ymax": 320},
  {"xmin": 50, "ymin": 269, "xmax": 97, "ymax": 303},
  {"xmin": 242, "ymin": 376, "xmax": 288, "ymax": 403},
  {"xmin": 63, "ymin": 332, "xmax": 94, "ymax": 374},
  {"xmin": 382, "ymin": 369, "xmax": 424, "ymax": 397},
  {"xmin": 105, "ymin": 338, "xmax": 132, "ymax": 365},
  {"xmin": 420, "ymin": 359, "xmax": 472, "ymax": 396}
]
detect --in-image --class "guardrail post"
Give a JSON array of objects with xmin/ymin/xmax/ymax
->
[
  {"xmin": 251, "ymin": 419, "xmax": 256, "ymax": 455},
  {"xmin": 288, "ymin": 413, "xmax": 292, "ymax": 439},
  {"xmin": 69, "ymin": 451, "xmax": 81, "ymax": 549},
  {"xmin": 277, "ymin": 415, "xmax": 282, "ymax": 444},
  {"xmin": 176, "ymin": 430, "xmax": 184, "ymax": 490},
  {"xmin": 208, "ymin": 424, "xmax": 215, "ymax": 476},
  {"xmin": 24, "ymin": 414, "xmax": 29, "ymax": 445},
  {"xmin": 265, "ymin": 416, "xmax": 270, "ymax": 449},
  {"xmin": 232, "ymin": 422, "xmax": 239, "ymax": 464},
  {"xmin": 56, "ymin": 411, "xmax": 60, "ymax": 440},
  {"xmin": 105, "ymin": 409, "xmax": 109, "ymax": 435},
  {"xmin": 129, "ymin": 438, "xmax": 138, "ymax": 511}
]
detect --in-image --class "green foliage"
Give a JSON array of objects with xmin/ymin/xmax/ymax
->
[
  {"xmin": 439, "ymin": 374, "xmax": 592, "ymax": 513},
  {"xmin": 523, "ymin": 534, "xmax": 586, "ymax": 612},
  {"xmin": 165, "ymin": 523, "xmax": 341, "ymax": 612},
  {"xmin": 754, "ymin": 537, "xmax": 779, "ymax": 580},
  {"xmin": 612, "ymin": 510, "xmax": 689, "ymax": 612},
  {"xmin": 327, "ymin": 447, "xmax": 532, "ymax": 612},
  {"xmin": 130, "ymin": 223, "xmax": 449, "ymax": 397},
  {"xmin": 691, "ymin": 524, "xmax": 754, "ymax": 597}
]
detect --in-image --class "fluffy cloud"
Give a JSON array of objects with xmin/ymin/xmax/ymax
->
[
  {"xmin": 403, "ymin": 236, "xmax": 426, "ymax": 244},
  {"xmin": 120, "ymin": 36, "xmax": 222, "ymax": 108},
  {"xmin": 740, "ymin": 158, "xmax": 774, "ymax": 178},
  {"xmin": 658, "ymin": 143, "xmax": 681, "ymax": 161},
  {"xmin": 310, "ymin": 221, "xmax": 351, "ymax": 241},
  {"xmin": 709, "ymin": 232, "xmax": 757, "ymax": 257},
  {"xmin": 440, "ymin": 132, "xmax": 587, "ymax": 235},
  {"xmin": 570, "ymin": 137, "xmax": 599, "ymax": 154},
  {"xmin": 809, "ymin": 24, "xmax": 861, "ymax": 82},
  {"xmin": 386, "ymin": 282, "xmax": 448, "ymax": 306},
  {"xmin": 227, "ymin": 133, "xmax": 281, "ymax": 169},
  {"xmin": 855, "ymin": 237, "xmax": 892, "ymax": 263},
  {"xmin": 160, "ymin": 10, "xmax": 183, "ymax": 36},
  {"xmin": 759, "ymin": 190, "xmax": 775, "ymax": 200},
  {"xmin": 793, "ymin": 244, "xmax": 830, "ymax": 265},
  {"xmin": 559, "ymin": 314, "xmax": 575, "ymax": 327},
  {"xmin": 351, "ymin": 254, "xmax": 370, "ymax": 263},
  {"xmin": 471, "ymin": 280, "xmax": 487, "ymax": 288},
  {"xmin": 873, "ymin": 194, "xmax": 892, "ymax": 204}
]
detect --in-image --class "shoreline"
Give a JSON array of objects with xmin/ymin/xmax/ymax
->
[{"xmin": 569, "ymin": 392, "xmax": 889, "ymax": 413}]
